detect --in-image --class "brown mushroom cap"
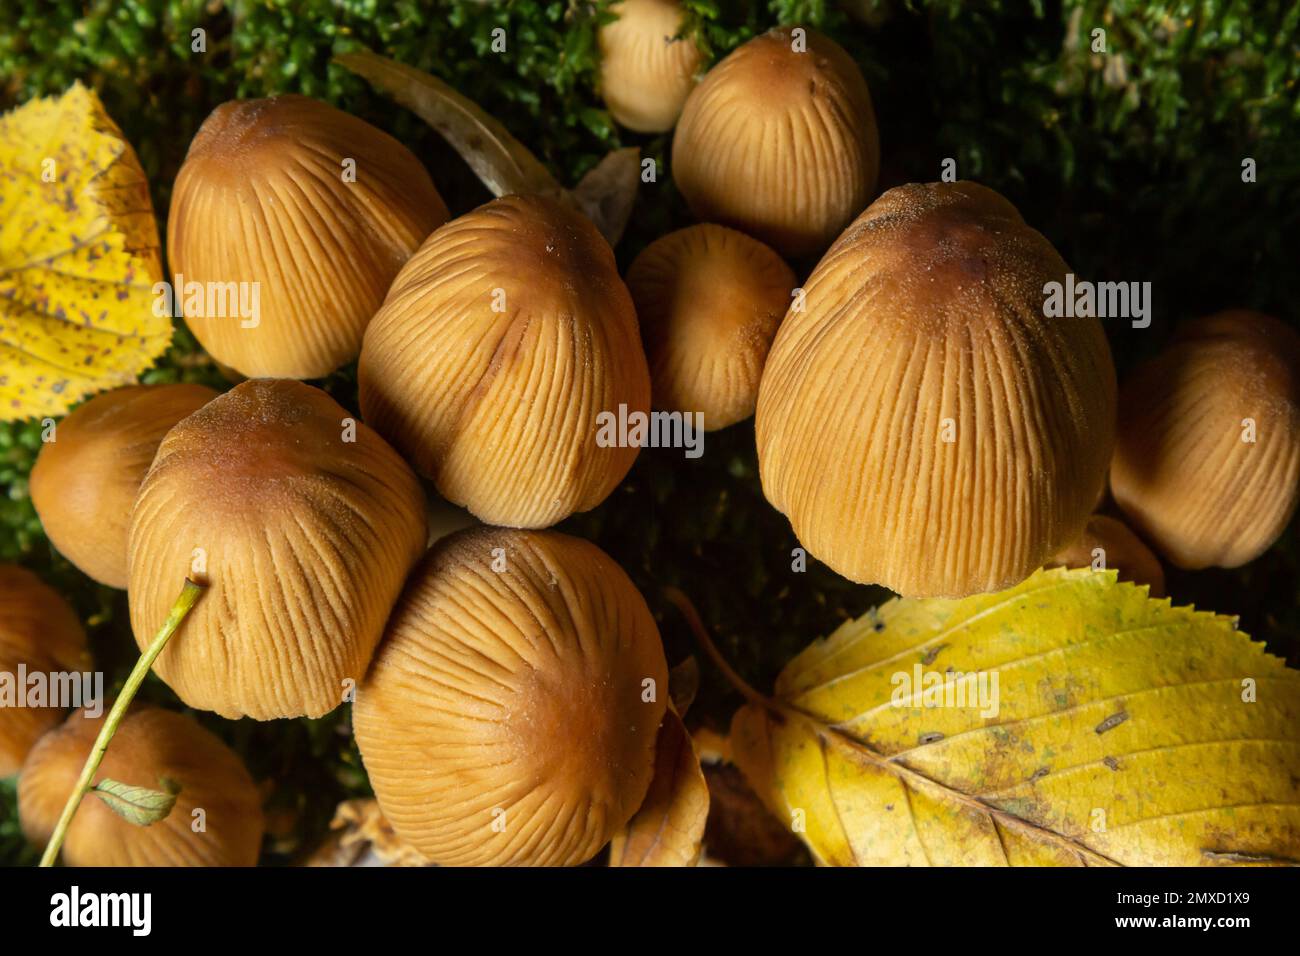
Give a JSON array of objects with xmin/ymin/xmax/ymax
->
[
  {"xmin": 672, "ymin": 26, "xmax": 879, "ymax": 258},
  {"xmin": 354, "ymin": 527, "xmax": 669, "ymax": 866},
  {"xmin": 0, "ymin": 566, "xmax": 89, "ymax": 776},
  {"xmin": 19, "ymin": 706, "xmax": 263, "ymax": 866},
  {"xmin": 168, "ymin": 95, "xmax": 450, "ymax": 379},
  {"xmin": 30, "ymin": 384, "xmax": 217, "ymax": 588},
  {"xmin": 127, "ymin": 379, "xmax": 427, "ymax": 719},
  {"xmin": 1047, "ymin": 513, "xmax": 1166, "ymax": 597},
  {"xmin": 1110, "ymin": 310, "xmax": 1300, "ymax": 569},
  {"xmin": 627, "ymin": 224, "xmax": 795, "ymax": 429},
  {"xmin": 598, "ymin": 0, "xmax": 702, "ymax": 133},
  {"xmin": 358, "ymin": 194, "xmax": 651, "ymax": 529},
  {"xmin": 756, "ymin": 181, "xmax": 1117, "ymax": 598}
]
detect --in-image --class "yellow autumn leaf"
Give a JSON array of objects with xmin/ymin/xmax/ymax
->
[
  {"xmin": 728, "ymin": 567, "xmax": 1300, "ymax": 866},
  {"xmin": 0, "ymin": 82, "xmax": 170, "ymax": 421}
]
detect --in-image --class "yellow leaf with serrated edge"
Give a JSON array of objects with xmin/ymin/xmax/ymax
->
[
  {"xmin": 731, "ymin": 567, "xmax": 1300, "ymax": 866},
  {"xmin": 0, "ymin": 82, "xmax": 170, "ymax": 421}
]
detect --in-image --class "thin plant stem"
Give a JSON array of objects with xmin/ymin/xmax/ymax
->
[{"xmin": 39, "ymin": 578, "xmax": 205, "ymax": 867}]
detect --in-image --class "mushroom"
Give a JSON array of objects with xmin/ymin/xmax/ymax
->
[
  {"xmin": 353, "ymin": 526, "xmax": 669, "ymax": 866},
  {"xmin": 19, "ymin": 705, "xmax": 263, "ymax": 866},
  {"xmin": 1110, "ymin": 310, "xmax": 1300, "ymax": 569},
  {"xmin": 359, "ymin": 194, "xmax": 651, "ymax": 529},
  {"xmin": 1047, "ymin": 513, "xmax": 1166, "ymax": 597},
  {"xmin": 30, "ymin": 384, "xmax": 217, "ymax": 588},
  {"xmin": 626, "ymin": 224, "xmax": 794, "ymax": 429},
  {"xmin": 0, "ymin": 566, "xmax": 89, "ymax": 776},
  {"xmin": 755, "ymin": 181, "xmax": 1117, "ymax": 598},
  {"xmin": 168, "ymin": 95, "xmax": 450, "ymax": 379},
  {"xmin": 127, "ymin": 378, "xmax": 427, "ymax": 720},
  {"xmin": 598, "ymin": 0, "xmax": 703, "ymax": 133},
  {"xmin": 671, "ymin": 26, "xmax": 879, "ymax": 258}
]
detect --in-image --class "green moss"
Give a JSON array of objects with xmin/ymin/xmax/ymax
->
[{"xmin": 1, "ymin": 0, "xmax": 1297, "ymax": 863}]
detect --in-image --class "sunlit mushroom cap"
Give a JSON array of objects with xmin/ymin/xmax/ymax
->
[
  {"xmin": 598, "ymin": 0, "xmax": 703, "ymax": 133},
  {"xmin": 756, "ymin": 181, "xmax": 1117, "ymax": 598},
  {"xmin": 672, "ymin": 26, "xmax": 879, "ymax": 258},
  {"xmin": 30, "ymin": 384, "xmax": 217, "ymax": 588},
  {"xmin": 1110, "ymin": 310, "xmax": 1300, "ymax": 569},
  {"xmin": 127, "ymin": 379, "xmax": 427, "ymax": 719},
  {"xmin": 354, "ymin": 527, "xmax": 669, "ymax": 866},
  {"xmin": 627, "ymin": 224, "xmax": 794, "ymax": 429},
  {"xmin": 0, "ymin": 565, "xmax": 89, "ymax": 776},
  {"xmin": 19, "ymin": 706, "xmax": 263, "ymax": 866},
  {"xmin": 1048, "ymin": 513, "xmax": 1165, "ymax": 597},
  {"xmin": 359, "ymin": 194, "xmax": 650, "ymax": 529},
  {"xmin": 168, "ymin": 95, "xmax": 449, "ymax": 379}
]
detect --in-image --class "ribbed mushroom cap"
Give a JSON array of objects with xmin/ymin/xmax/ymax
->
[
  {"xmin": 756, "ymin": 181, "xmax": 1117, "ymax": 598},
  {"xmin": 127, "ymin": 379, "xmax": 427, "ymax": 719},
  {"xmin": 0, "ymin": 565, "xmax": 89, "ymax": 776},
  {"xmin": 627, "ymin": 224, "xmax": 794, "ymax": 429},
  {"xmin": 354, "ymin": 527, "xmax": 669, "ymax": 867},
  {"xmin": 359, "ymin": 194, "xmax": 650, "ymax": 529},
  {"xmin": 20, "ymin": 706, "xmax": 263, "ymax": 866},
  {"xmin": 1111, "ymin": 310, "xmax": 1300, "ymax": 569},
  {"xmin": 168, "ymin": 95, "xmax": 449, "ymax": 379},
  {"xmin": 1048, "ymin": 513, "xmax": 1165, "ymax": 597},
  {"xmin": 671, "ymin": 26, "xmax": 879, "ymax": 258},
  {"xmin": 598, "ymin": 0, "xmax": 702, "ymax": 133},
  {"xmin": 30, "ymin": 384, "xmax": 217, "ymax": 588}
]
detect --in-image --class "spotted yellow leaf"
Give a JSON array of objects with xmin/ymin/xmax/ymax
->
[
  {"xmin": 0, "ymin": 82, "xmax": 170, "ymax": 421},
  {"xmin": 730, "ymin": 567, "xmax": 1300, "ymax": 866}
]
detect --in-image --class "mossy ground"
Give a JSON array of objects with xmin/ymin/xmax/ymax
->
[{"xmin": 1, "ymin": 0, "xmax": 1297, "ymax": 864}]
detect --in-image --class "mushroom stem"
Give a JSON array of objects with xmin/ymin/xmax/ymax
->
[
  {"xmin": 661, "ymin": 586, "xmax": 767, "ymax": 710},
  {"xmin": 38, "ymin": 578, "xmax": 205, "ymax": 867}
]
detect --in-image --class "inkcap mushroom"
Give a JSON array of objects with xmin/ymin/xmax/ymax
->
[
  {"xmin": 756, "ymin": 181, "xmax": 1117, "ymax": 598},
  {"xmin": 359, "ymin": 194, "xmax": 650, "ymax": 529},
  {"xmin": 354, "ymin": 527, "xmax": 669, "ymax": 866},
  {"xmin": 30, "ymin": 384, "xmax": 217, "ymax": 588},
  {"xmin": 168, "ymin": 95, "xmax": 450, "ymax": 379},
  {"xmin": 127, "ymin": 378, "xmax": 427, "ymax": 719}
]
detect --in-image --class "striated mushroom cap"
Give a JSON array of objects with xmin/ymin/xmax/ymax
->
[
  {"xmin": 1110, "ymin": 310, "xmax": 1300, "ymax": 569},
  {"xmin": 627, "ymin": 224, "xmax": 794, "ymax": 429},
  {"xmin": 354, "ymin": 527, "xmax": 669, "ymax": 866},
  {"xmin": 20, "ymin": 706, "xmax": 263, "ymax": 866},
  {"xmin": 756, "ymin": 181, "xmax": 1117, "ymax": 598},
  {"xmin": 0, "ymin": 566, "xmax": 89, "ymax": 776},
  {"xmin": 359, "ymin": 194, "xmax": 650, "ymax": 529},
  {"xmin": 598, "ymin": 0, "xmax": 703, "ymax": 133},
  {"xmin": 30, "ymin": 384, "xmax": 217, "ymax": 588},
  {"xmin": 1048, "ymin": 513, "xmax": 1165, "ymax": 597},
  {"xmin": 168, "ymin": 95, "xmax": 449, "ymax": 379},
  {"xmin": 127, "ymin": 379, "xmax": 427, "ymax": 719},
  {"xmin": 671, "ymin": 26, "xmax": 879, "ymax": 258}
]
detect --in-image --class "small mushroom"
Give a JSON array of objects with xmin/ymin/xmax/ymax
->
[
  {"xmin": 672, "ymin": 26, "xmax": 879, "ymax": 258},
  {"xmin": 168, "ymin": 95, "xmax": 450, "ymax": 379},
  {"xmin": 627, "ymin": 224, "xmax": 794, "ymax": 429},
  {"xmin": 0, "ymin": 566, "xmax": 89, "ymax": 776},
  {"xmin": 756, "ymin": 181, "xmax": 1117, "ymax": 597},
  {"xmin": 598, "ymin": 0, "xmax": 703, "ymax": 133},
  {"xmin": 30, "ymin": 384, "xmax": 217, "ymax": 588},
  {"xmin": 1047, "ymin": 514, "xmax": 1166, "ymax": 597},
  {"xmin": 127, "ymin": 379, "xmax": 427, "ymax": 720},
  {"xmin": 1110, "ymin": 310, "xmax": 1300, "ymax": 569},
  {"xmin": 353, "ymin": 527, "xmax": 669, "ymax": 867},
  {"xmin": 19, "ymin": 706, "xmax": 263, "ymax": 866},
  {"xmin": 359, "ymin": 194, "xmax": 650, "ymax": 529}
]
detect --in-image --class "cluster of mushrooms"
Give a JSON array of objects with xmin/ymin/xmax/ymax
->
[{"xmin": 3, "ymin": 5, "xmax": 1298, "ymax": 867}]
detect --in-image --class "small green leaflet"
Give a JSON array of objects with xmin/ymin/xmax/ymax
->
[{"xmin": 92, "ymin": 777, "xmax": 180, "ymax": 827}]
